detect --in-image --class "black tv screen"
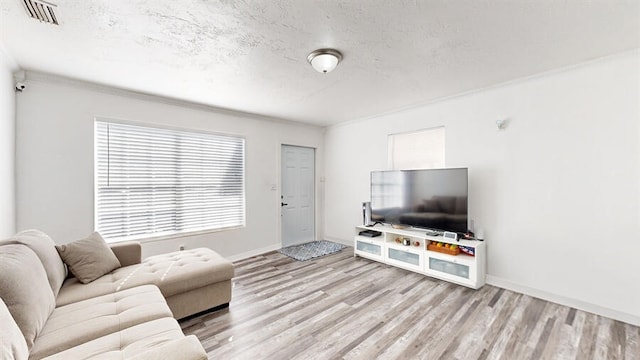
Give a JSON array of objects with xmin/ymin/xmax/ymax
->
[{"xmin": 370, "ymin": 168, "xmax": 468, "ymax": 233}]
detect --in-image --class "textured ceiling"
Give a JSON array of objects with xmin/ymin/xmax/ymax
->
[{"xmin": 1, "ymin": 1, "xmax": 639, "ymax": 126}]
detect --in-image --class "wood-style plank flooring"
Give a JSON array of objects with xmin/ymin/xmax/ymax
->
[{"xmin": 180, "ymin": 247, "xmax": 639, "ymax": 360}]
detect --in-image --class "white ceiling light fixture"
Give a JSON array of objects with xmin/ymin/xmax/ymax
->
[{"xmin": 307, "ymin": 49, "xmax": 343, "ymax": 74}]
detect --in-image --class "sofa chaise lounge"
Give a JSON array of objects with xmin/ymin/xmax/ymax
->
[{"xmin": 0, "ymin": 229, "xmax": 234, "ymax": 360}]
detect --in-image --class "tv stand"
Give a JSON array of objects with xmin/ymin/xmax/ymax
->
[{"xmin": 354, "ymin": 224, "xmax": 486, "ymax": 289}]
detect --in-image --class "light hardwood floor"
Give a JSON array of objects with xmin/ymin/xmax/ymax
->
[{"xmin": 180, "ymin": 247, "xmax": 639, "ymax": 360}]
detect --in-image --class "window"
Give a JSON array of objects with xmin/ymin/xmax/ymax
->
[
  {"xmin": 95, "ymin": 120, "xmax": 245, "ymax": 241},
  {"xmin": 370, "ymin": 170, "xmax": 404, "ymax": 209},
  {"xmin": 388, "ymin": 127, "xmax": 445, "ymax": 170}
]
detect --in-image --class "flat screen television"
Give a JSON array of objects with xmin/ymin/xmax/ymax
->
[{"xmin": 370, "ymin": 168, "xmax": 468, "ymax": 233}]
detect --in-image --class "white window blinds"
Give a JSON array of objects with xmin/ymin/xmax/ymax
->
[{"xmin": 95, "ymin": 121, "xmax": 245, "ymax": 241}]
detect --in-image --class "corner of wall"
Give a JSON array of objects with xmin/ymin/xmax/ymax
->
[{"xmin": 0, "ymin": 44, "xmax": 18, "ymax": 237}]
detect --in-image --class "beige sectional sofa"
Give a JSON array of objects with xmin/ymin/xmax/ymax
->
[{"xmin": 0, "ymin": 230, "xmax": 235, "ymax": 360}]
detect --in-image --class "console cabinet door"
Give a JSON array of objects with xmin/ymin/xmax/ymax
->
[
  {"xmin": 354, "ymin": 236, "xmax": 384, "ymax": 262},
  {"xmin": 385, "ymin": 245, "xmax": 423, "ymax": 272},
  {"xmin": 425, "ymin": 251, "xmax": 478, "ymax": 288}
]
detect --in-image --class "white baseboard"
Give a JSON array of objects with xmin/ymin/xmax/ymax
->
[
  {"xmin": 227, "ymin": 243, "xmax": 281, "ymax": 262},
  {"xmin": 325, "ymin": 236, "xmax": 352, "ymax": 247},
  {"xmin": 486, "ymin": 275, "xmax": 640, "ymax": 327}
]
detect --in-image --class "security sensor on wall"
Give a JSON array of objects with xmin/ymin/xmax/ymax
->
[
  {"xmin": 14, "ymin": 70, "xmax": 26, "ymax": 92},
  {"xmin": 496, "ymin": 118, "xmax": 508, "ymax": 130}
]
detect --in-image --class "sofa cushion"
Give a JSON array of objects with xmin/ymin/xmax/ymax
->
[
  {"xmin": 29, "ymin": 285, "xmax": 173, "ymax": 360},
  {"xmin": 108, "ymin": 241, "xmax": 142, "ymax": 267},
  {"xmin": 56, "ymin": 264, "xmax": 149, "ymax": 306},
  {"xmin": 127, "ymin": 335, "xmax": 207, "ymax": 360},
  {"xmin": 9, "ymin": 229, "xmax": 67, "ymax": 297},
  {"xmin": 0, "ymin": 244, "xmax": 55, "ymax": 350},
  {"xmin": 55, "ymin": 232, "xmax": 121, "ymax": 284},
  {"xmin": 142, "ymin": 248, "xmax": 235, "ymax": 297},
  {"xmin": 56, "ymin": 248, "xmax": 234, "ymax": 306},
  {"xmin": 0, "ymin": 297, "xmax": 29, "ymax": 360},
  {"xmin": 41, "ymin": 317, "xmax": 191, "ymax": 360}
]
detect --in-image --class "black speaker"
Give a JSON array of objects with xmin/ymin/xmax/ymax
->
[{"xmin": 362, "ymin": 201, "xmax": 372, "ymax": 226}]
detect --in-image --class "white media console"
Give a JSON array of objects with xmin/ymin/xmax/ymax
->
[{"xmin": 354, "ymin": 224, "xmax": 486, "ymax": 289}]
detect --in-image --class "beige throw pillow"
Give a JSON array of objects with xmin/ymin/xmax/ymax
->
[
  {"xmin": 56, "ymin": 232, "xmax": 121, "ymax": 284},
  {"xmin": 0, "ymin": 244, "xmax": 56, "ymax": 351},
  {"xmin": 10, "ymin": 229, "xmax": 67, "ymax": 297}
]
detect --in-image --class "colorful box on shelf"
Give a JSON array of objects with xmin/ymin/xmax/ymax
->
[
  {"xmin": 459, "ymin": 246, "xmax": 475, "ymax": 257},
  {"xmin": 427, "ymin": 243, "xmax": 461, "ymax": 255}
]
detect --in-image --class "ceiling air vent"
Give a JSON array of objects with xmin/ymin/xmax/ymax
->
[{"xmin": 22, "ymin": 0, "xmax": 59, "ymax": 25}]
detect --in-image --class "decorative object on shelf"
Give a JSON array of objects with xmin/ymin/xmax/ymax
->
[
  {"xmin": 460, "ymin": 246, "xmax": 475, "ymax": 257},
  {"xmin": 307, "ymin": 48, "xmax": 343, "ymax": 74},
  {"xmin": 427, "ymin": 242, "xmax": 461, "ymax": 256},
  {"xmin": 394, "ymin": 237, "xmax": 413, "ymax": 246}
]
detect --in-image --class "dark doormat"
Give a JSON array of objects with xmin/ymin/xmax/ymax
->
[{"xmin": 279, "ymin": 240, "xmax": 346, "ymax": 261}]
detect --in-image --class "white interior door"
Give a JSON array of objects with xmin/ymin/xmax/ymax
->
[{"xmin": 281, "ymin": 145, "xmax": 315, "ymax": 247}]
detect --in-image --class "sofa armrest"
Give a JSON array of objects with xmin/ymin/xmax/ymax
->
[
  {"xmin": 109, "ymin": 241, "xmax": 142, "ymax": 266},
  {"xmin": 127, "ymin": 335, "xmax": 207, "ymax": 360}
]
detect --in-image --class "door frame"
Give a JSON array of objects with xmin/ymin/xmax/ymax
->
[{"xmin": 278, "ymin": 143, "xmax": 318, "ymax": 248}]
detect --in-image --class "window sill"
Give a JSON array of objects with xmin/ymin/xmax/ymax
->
[{"xmin": 104, "ymin": 225, "xmax": 245, "ymax": 245}]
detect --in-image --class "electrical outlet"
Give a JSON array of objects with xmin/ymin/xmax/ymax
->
[{"xmin": 179, "ymin": 245, "xmax": 185, "ymax": 251}]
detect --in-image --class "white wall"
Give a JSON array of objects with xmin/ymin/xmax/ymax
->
[
  {"xmin": 324, "ymin": 51, "xmax": 640, "ymax": 325},
  {"xmin": 15, "ymin": 74, "xmax": 325, "ymax": 259},
  {"xmin": 0, "ymin": 46, "xmax": 16, "ymax": 238}
]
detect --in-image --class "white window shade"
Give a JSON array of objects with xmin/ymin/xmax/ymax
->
[
  {"xmin": 389, "ymin": 127, "xmax": 445, "ymax": 170},
  {"xmin": 95, "ymin": 121, "xmax": 245, "ymax": 241}
]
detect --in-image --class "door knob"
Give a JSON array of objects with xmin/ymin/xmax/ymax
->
[{"xmin": 281, "ymin": 202, "xmax": 288, "ymax": 207}]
